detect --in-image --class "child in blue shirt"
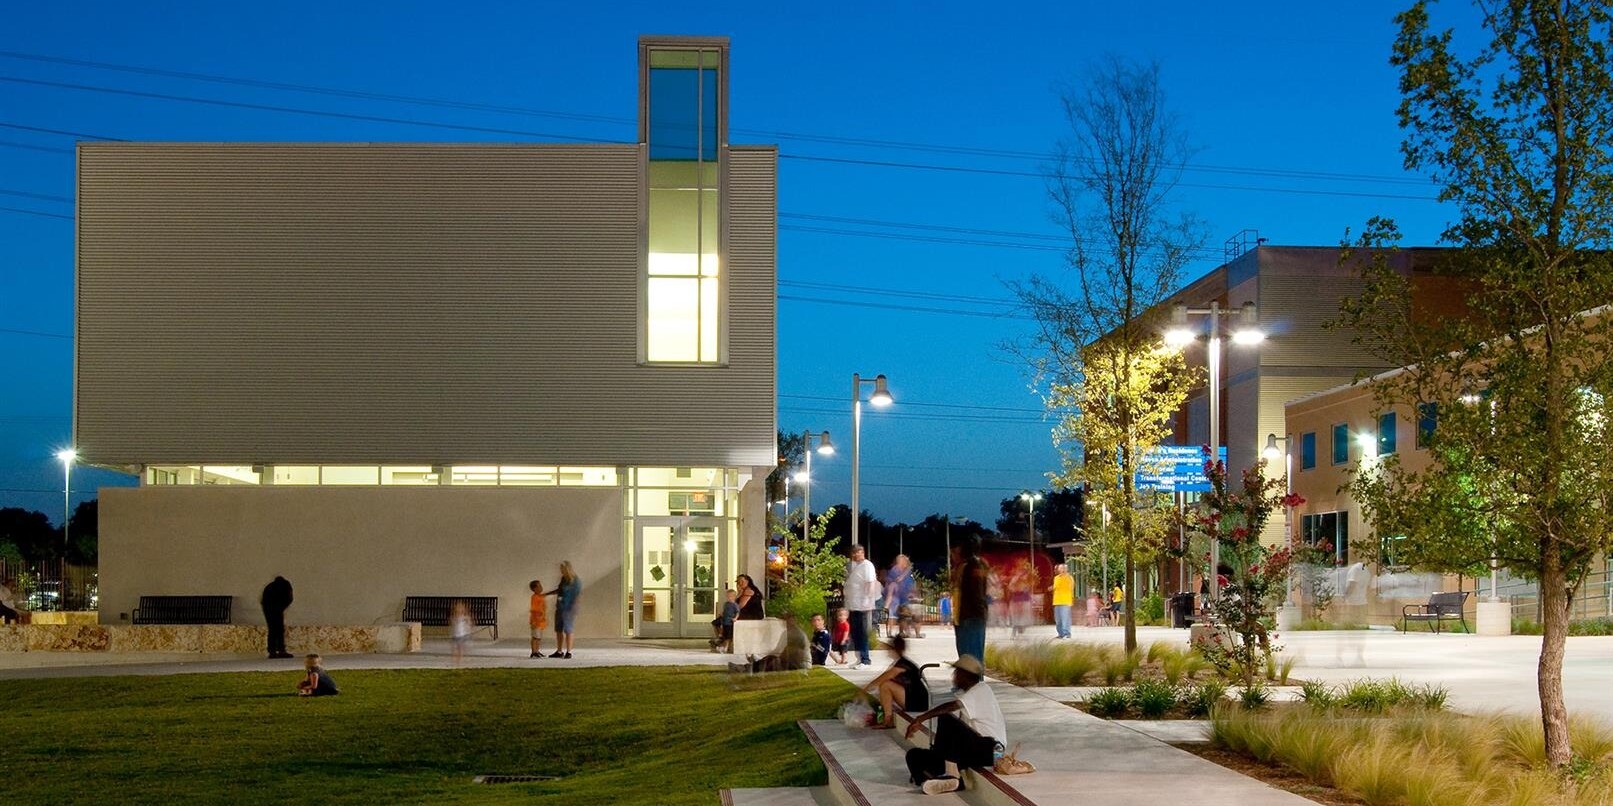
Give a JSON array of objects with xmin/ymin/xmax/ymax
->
[{"xmin": 709, "ymin": 588, "xmax": 739, "ymax": 653}]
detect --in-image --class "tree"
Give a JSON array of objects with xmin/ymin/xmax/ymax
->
[
  {"xmin": 67, "ymin": 499, "xmax": 98, "ymax": 566},
  {"xmin": 995, "ymin": 488, "xmax": 1085, "ymax": 544},
  {"xmin": 0, "ymin": 508, "xmax": 60, "ymax": 563},
  {"xmin": 1338, "ymin": 0, "xmax": 1613, "ymax": 768},
  {"xmin": 1184, "ymin": 450, "xmax": 1302, "ymax": 684},
  {"xmin": 765, "ymin": 430, "xmax": 805, "ymax": 507},
  {"xmin": 1011, "ymin": 57, "xmax": 1206, "ymax": 653},
  {"xmin": 769, "ymin": 507, "xmax": 849, "ymax": 625}
]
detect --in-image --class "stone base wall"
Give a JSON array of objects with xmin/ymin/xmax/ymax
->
[{"xmin": 0, "ymin": 623, "xmax": 420, "ymax": 654}]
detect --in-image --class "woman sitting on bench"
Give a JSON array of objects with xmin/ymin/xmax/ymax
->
[{"xmin": 861, "ymin": 635, "xmax": 929, "ymax": 729}]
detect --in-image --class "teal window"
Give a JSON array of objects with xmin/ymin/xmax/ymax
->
[
  {"xmin": 1300, "ymin": 432, "xmax": 1316, "ymax": 470},
  {"xmin": 1417, "ymin": 403, "xmax": 1438, "ymax": 449},
  {"xmin": 1377, "ymin": 412, "xmax": 1397, "ymax": 455},
  {"xmin": 1332, "ymin": 423, "xmax": 1349, "ymax": 465}
]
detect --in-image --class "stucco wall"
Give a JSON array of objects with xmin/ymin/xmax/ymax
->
[{"xmin": 99, "ymin": 486, "xmax": 629, "ymax": 639}]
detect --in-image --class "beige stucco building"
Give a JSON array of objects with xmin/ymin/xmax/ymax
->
[{"xmin": 75, "ymin": 37, "xmax": 776, "ymax": 639}]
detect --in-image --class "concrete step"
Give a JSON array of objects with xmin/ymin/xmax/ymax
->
[
  {"xmin": 721, "ymin": 786, "xmax": 836, "ymax": 805},
  {"xmin": 799, "ymin": 719, "xmax": 972, "ymax": 805}
]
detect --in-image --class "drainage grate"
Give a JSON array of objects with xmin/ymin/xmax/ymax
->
[{"xmin": 473, "ymin": 774, "xmax": 560, "ymax": 785}]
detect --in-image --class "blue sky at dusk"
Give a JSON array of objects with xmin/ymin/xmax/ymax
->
[{"xmin": 0, "ymin": 1, "xmax": 1474, "ymax": 525}]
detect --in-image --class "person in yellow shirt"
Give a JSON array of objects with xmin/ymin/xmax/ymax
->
[
  {"xmin": 1110, "ymin": 584, "xmax": 1125, "ymax": 626},
  {"xmin": 1049, "ymin": 566, "xmax": 1075, "ymax": 638}
]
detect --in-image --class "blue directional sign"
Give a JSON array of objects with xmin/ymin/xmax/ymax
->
[{"xmin": 1135, "ymin": 445, "xmax": 1225, "ymax": 493}]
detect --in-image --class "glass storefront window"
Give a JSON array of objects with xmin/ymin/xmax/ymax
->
[
  {"xmin": 275, "ymin": 466, "xmax": 320, "ymax": 485},
  {"xmin": 450, "ymin": 466, "xmax": 500, "ymax": 486}
]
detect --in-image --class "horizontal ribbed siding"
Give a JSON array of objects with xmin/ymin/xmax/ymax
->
[
  {"xmin": 76, "ymin": 143, "xmax": 777, "ymax": 467},
  {"xmin": 1258, "ymin": 275, "xmax": 1393, "ymax": 369}
]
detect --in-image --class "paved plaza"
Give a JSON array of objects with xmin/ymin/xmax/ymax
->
[{"xmin": 7, "ymin": 624, "xmax": 1612, "ymax": 721}]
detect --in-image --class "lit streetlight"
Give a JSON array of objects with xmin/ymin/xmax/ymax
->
[
  {"xmin": 1020, "ymin": 490, "xmax": 1042, "ymax": 579},
  {"xmin": 1165, "ymin": 301, "xmax": 1264, "ymax": 604},
  {"xmin": 849, "ymin": 373, "xmax": 892, "ymax": 555},
  {"xmin": 1264, "ymin": 433, "xmax": 1300, "ymax": 627},
  {"xmin": 56, "ymin": 448, "xmax": 77, "ymax": 610},
  {"xmin": 794, "ymin": 430, "xmax": 835, "ymax": 555}
]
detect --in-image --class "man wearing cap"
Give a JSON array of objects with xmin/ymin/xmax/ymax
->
[{"xmin": 902, "ymin": 654, "xmax": 1007, "ymax": 795}]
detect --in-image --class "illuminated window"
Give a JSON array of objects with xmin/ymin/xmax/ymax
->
[
  {"xmin": 274, "ymin": 466, "xmax": 320, "ymax": 485},
  {"xmin": 644, "ymin": 44, "xmax": 722, "ymax": 363},
  {"xmin": 381, "ymin": 466, "xmax": 439, "ymax": 485},
  {"xmin": 321, "ymin": 466, "xmax": 379, "ymax": 485}
]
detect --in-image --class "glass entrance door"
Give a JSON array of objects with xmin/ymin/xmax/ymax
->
[{"xmin": 634, "ymin": 519, "xmax": 724, "ymax": 638}]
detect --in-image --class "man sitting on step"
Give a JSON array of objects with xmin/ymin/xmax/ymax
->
[{"xmin": 901, "ymin": 654, "xmax": 1007, "ymax": 795}]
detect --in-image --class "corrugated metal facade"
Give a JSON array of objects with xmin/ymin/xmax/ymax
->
[{"xmin": 75, "ymin": 142, "xmax": 777, "ymax": 467}]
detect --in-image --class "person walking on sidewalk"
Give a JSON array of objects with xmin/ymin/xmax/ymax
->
[
  {"xmin": 954, "ymin": 536, "xmax": 989, "ymax": 664},
  {"xmin": 261, "ymin": 576, "xmax": 294, "ymax": 659},
  {"xmin": 844, "ymin": 544, "xmax": 879, "ymax": 669}
]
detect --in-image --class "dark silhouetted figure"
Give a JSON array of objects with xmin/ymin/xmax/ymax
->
[{"xmin": 261, "ymin": 576, "xmax": 294, "ymax": 659}]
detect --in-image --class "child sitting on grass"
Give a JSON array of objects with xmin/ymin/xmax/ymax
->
[{"xmin": 297, "ymin": 654, "xmax": 339, "ymax": 697}]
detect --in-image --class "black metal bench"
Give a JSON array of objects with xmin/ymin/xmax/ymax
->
[
  {"xmin": 1402, "ymin": 590, "xmax": 1470, "ymax": 634},
  {"xmin": 132, "ymin": 595, "xmax": 233, "ymax": 624},
  {"xmin": 403, "ymin": 596, "xmax": 499, "ymax": 639}
]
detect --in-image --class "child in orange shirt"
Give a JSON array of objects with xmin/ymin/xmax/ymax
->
[{"xmin": 529, "ymin": 580, "xmax": 548, "ymax": 659}]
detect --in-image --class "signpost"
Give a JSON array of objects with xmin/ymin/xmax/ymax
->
[{"xmin": 1134, "ymin": 445, "xmax": 1225, "ymax": 493}]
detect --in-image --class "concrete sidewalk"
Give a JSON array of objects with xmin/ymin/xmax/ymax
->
[{"xmin": 822, "ymin": 632, "xmax": 1309, "ymax": 804}]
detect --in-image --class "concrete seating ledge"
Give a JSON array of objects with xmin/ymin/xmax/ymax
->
[
  {"xmin": 732, "ymin": 617, "xmax": 786, "ymax": 657},
  {"xmin": 0, "ymin": 622, "xmax": 421, "ymax": 654}
]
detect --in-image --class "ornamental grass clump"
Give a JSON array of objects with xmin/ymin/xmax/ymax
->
[
  {"xmin": 1181, "ymin": 680, "xmax": 1228, "ymax": 718},
  {"xmin": 1238, "ymin": 683, "xmax": 1271, "ymax": 710},
  {"xmin": 1087, "ymin": 687, "xmax": 1130, "ymax": 718},
  {"xmin": 1130, "ymin": 678, "xmax": 1177, "ymax": 718},
  {"xmin": 984, "ymin": 641, "xmax": 1102, "ymax": 686},
  {"xmin": 1210, "ymin": 706, "xmax": 1613, "ymax": 805}
]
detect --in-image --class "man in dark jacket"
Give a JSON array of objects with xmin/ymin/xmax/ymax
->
[{"xmin": 261, "ymin": 576, "xmax": 294, "ymax": 659}]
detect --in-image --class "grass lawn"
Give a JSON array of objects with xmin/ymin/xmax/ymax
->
[{"xmin": 7, "ymin": 666, "xmax": 854, "ymax": 804}]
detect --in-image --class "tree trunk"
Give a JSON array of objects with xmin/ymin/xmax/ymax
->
[
  {"xmin": 1123, "ymin": 547, "xmax": 1137, "ymax": 653},
  {"xmin": 1538, "ymin": 542, "xmax": 1573, "ymax": 768}
]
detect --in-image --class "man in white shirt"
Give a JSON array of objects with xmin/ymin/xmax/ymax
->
[
  {"xmin": 903, "ymin": 654, "xmax": 1006, "ymax": 795},
  {"xmin": 843, "ymin": 544, "xmax": 879, "ymax": 669}
]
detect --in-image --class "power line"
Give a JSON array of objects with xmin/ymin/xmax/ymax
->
[
  {"xmin": 781, "ymin": 393, "xmax": 1044, "ymax": 414},
  {"xmin": 0, "ymin": 327, "xmax": 70, "ymax": 338},
  {"xmin": 780, "ymin": 154, "xmax": 1443, "ymax": 202},
  {"xmin": 782, "ymin": 212, "xmax": 1226, "ymax": 258},
  {"xmin": 0, "ymin": 75, "xmax": 628, "ymax": 144},
  {"xmin": 0, "ymin": 188, "xmax": 71, "ymax": 203},
  {"xmin": 0, "ymin": 75, "xmax": 1443, "ymax": 201},
  {"xmin": 0, "ymin": 48, "xmax": 1439, "ymax": 188},
  {"xmin": 780, "ymin": 405, "xmax": 1044, "ymax": 424},
  {"xmin": 780, "ymin": 280, "xmax": 1017, "ymax": 307},
  {"xmin": 778, "ymin": 294, "xmax": 1031, "ymax": 320},
  {"xmin": 0, "ymin": 121, "xmax": 121, "ymax": 140},
  {"xmin": 0, "ymin": 138, "xmax": 72, "ymax": 154},
  {"xmin": 0, "ymin": 206, "xmax": 71, "ymax": 221}
]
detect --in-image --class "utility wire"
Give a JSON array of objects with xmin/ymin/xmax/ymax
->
[
  {"xmin": 0, "ymin": 206, "xmax": 70, "ymax": 221},
  {"xmin": 0, "ymin": 75, "xmax": 1443, "ymax": 201},
  {"xmin": 0, "ymin": 49, "xmax": 1439, "ymax": 187}
]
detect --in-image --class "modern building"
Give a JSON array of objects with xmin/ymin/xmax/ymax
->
[
  {"xmin": 1155, "ymin": 244, "xmax": 1471, "ymax": 547},
  {"xmin": 74, "ymin": 36, "xmax": 777, "ymax": 639}
]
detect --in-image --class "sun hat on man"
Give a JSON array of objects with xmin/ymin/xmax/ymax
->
[{"xmin": 951, "ymin": 654, "xmax": 985, "ymax": 677}]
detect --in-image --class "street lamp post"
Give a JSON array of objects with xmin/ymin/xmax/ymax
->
[
  {"xmin": 1022, "ymin": 492, "xmax": 1043, "ymax": 626},
  {"xmin": 794, "ymin": 430, "xmax": 835, "ymax": 554},
  {"xmin": 1020, "ymin": 491, "xmax": 1042, "ymax": 578},
  {"xmin": 1265, "ymin": 433, "xmax": 1300, "ymax": 629},
  {"xmin": 849, "ymin": 373, "xmax": 893, "ymax": 555},
  {"xmin": 55, "ymin": 448, "xmax": 76, "ymax": 612},
  {"xmin": 1166, "ymin": 301, "xmax": 1263, "ymax": 605}
]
